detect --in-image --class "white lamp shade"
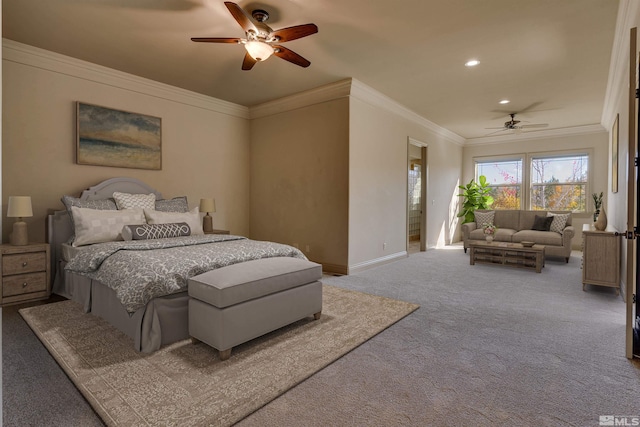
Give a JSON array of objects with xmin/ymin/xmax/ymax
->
[
  {"xmin": 7, "ymin": 196, "xmax": 33, "ymax": 218},
  {"xmin": 199, "ymin": 198, "xmax": 216, "ymax": 214},
  {"xmin": 245, "ymin": 41, "xmax": 274, "ymax": 61}
]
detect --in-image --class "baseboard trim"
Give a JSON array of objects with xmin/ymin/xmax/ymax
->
[
  {"xmin": 348, "ymin": 252, "xmax": 408, "ymax": 274},
  {"xmin": 320, "ymin": 263, "xmax": 349, "ymax": 276}
]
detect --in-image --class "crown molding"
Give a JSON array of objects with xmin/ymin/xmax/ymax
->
[
  {"xmin": 465, "ymin": 124, "xmax": 606, "ymax": 147},
  {"xmin": 249, "ymin": 77, "xmax": 466, "ymax": 146},
  {"xmin": 248, "ymin": 78, "xmax": 352, "ymax": 119},
  {"xmin": 601, "ymin": 0, "xmax": 639, "ymax": 129},
  {"xmin": 2, "ymin": 39, "xmax": 250, "ymax": 119},
  {"xmin": 348, "ymin": 79, "xmax": 466, "ymax": 146}
]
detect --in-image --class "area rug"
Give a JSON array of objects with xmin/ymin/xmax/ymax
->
[{"xmin": 19, "ymin": 284, "xmax": 419, "ymax": 426}]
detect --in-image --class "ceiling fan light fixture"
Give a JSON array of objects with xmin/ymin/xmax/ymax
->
[
  {"xmin": 244, "ymin": 40, "xmax": 274, "ymax": 61},
  {"xmin": 465, "ymin": 59, "xmax": 480, "ymax": 67},
  {"xmin": 499, "ymin": 99, "xmax": 510, "ymax": 104}
]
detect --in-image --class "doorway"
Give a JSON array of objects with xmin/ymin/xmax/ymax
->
[{"xmin": 408, "ymin": 138, "xmax": 428, "ymax": 253}]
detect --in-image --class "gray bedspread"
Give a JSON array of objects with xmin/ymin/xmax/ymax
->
[{"xmin": 65, "ymin": 234, "xmax": 307, "ymax": 313}]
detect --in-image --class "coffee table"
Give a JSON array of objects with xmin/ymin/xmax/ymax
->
[{"xmin": 469, "ymin": 241, "xmax": 545, "ymax": 273}]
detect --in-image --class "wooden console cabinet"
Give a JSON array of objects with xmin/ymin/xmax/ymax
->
[{"xmin": 582, "ymin": 224, "xmax": 620, "ymax": 295}]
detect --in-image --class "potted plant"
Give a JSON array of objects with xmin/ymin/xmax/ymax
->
[
  {"xmin": 458, "ymin": 175, "xmax": 495, "ymax": 224},
  {"xmin": 592, "ymin": 192, "xmax": 603, "ymax": 222}
]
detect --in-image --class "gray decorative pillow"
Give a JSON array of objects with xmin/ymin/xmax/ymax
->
[
  {"xmin": 547, "ymin": 212, "xmax": 570, "ymax": 234},
  {"xmin": 531, "ymin": 215, "xmax": 553, "ymax": 231},
  {"xmin": 122, "ymin": 222, "xmax": 191, "ymax": 241},
  {"xmin": 155, "ymin": 196, "xmax": 189, "ymax": 213},
  {"xmin": 474, "ymin": 211, "xmax": 495, "ymax": 227}
]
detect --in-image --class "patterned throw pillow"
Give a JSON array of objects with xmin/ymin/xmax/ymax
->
[
  {"xmin": 155, "ymin": 196, "xmax": 189, "ymax": 213},
  {"xmin": 113, "ymin": 192, "xmax": 156, "ymax": 210},
  {"xmin": 144, "ymin": 207, "xmax": 203, "ymax": 235},
  {"xmin": 474, "ymin": 211, "xmax": 495, "ymax": 227},
  {"xmin": 547, "ymin": 212, "xmax": 570, "ymax": 234},
  {"xmin": 71, "ymin": 207, "xmax": 145, "ymax": 246},
  {"xmin": 122, "ymin": 222, "xmax": 191, "ymax": 240}
]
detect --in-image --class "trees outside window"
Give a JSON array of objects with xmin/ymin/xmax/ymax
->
[
  {"xmin": 477, "ymin": 159, "xmax": 522, "ymax": 209},
  {"xmin": 475, "ymin": 152, "xmax": 589, "ymax": 212}
]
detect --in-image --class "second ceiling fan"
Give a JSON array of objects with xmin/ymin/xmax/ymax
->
[
  {"xmin": 485, "ymin": 113, "xmax": 549, "ymax": 135},
  {"xmin": 191, "ymin": 1, "xmax": 318, "ymax": 70}
]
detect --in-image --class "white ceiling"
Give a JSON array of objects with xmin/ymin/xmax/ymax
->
[{"xmin": 3, "ymin": 0, "xmax": 620, "ymax": 140}]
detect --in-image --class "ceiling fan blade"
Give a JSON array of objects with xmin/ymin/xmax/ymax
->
[
  {"xmin": 521, "ymin": 123, "xmax": 549, "ymax": 128},
  {"xmin": 191, "ymin": 37, "xmax": 241, "ymax": 43},
  {"xmin": 270, "ymin": 24, "xmax": 318, "ymax": 42},
  {"xmin": 485, "ymin": 128, "xmax": 510, "ymax": 136},
  {"xmin": 273, "ymin": 45, "xmax": 311, "ymax": 67},
  {"xmin": 242, "ymin": 52, "xmax": 257, "ymax": 70},
  {"xmin": 224, "ymin": 1, "xmax": 258, "ymax": 34}
]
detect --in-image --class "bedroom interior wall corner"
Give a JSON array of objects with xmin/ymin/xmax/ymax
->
[{"xmin": 249, "ymin": 98, "xmax": 349, "ymax": 272}]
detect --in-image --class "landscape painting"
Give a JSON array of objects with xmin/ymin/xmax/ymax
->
[{"xmin": 77, "ymin": 102, "xmax": 162, "ymax": 170}]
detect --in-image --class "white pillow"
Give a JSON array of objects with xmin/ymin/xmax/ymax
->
[
  {"xmin": 144, "ymin": 207, "xmax": 203, "ymax": 235},
  {"xmin": 547, "ymin": 212, "xmax": 570, "ymax": 234},
  {"xmin": 71, "ymin": 207, "xmax": 146, "ymax": 247},
  {"xmin": 113, "ymin": 192, "xmax": 156, "ymax": 210}
]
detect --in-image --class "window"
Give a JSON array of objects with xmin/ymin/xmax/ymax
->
[
  {"xmin": 475, "ymin": 151, "xmax": 590, "ymax": 213},
  {"xmin": 476, "ymin": 158, "xmax": 523, "ymax": 209},
  {"xmin": 530, "ymin": 154, "xmax": 588, "ymax": 211}
]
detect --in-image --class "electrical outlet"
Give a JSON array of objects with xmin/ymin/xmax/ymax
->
[
  {"xmin": 383, "ymin": 242, "xmax": 387, "ymax": 250},
  {"xmin": 305, "ymin": 245, "xmax": 311, "ymax": 253}
]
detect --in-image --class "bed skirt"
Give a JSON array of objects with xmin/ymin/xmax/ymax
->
[{"xmin": 53, "ymin": 263, "xmax": 189, "ymax": 352}]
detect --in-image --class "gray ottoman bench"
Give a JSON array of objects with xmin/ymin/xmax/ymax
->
[{"xmin": 188, "ymin": 257, "xmax": 323, "ymax": 360}]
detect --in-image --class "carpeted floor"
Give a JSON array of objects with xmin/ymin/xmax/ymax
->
[{"xmin": 3, "ymin": 246, "xmax": 640, "ymax": 426}]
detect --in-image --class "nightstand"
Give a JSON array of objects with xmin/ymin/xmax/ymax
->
[
  {"xmin": 204, "ymin": 229, "xmax": 230, "ymax": 235},
  {"xmin": 0, "ymin": 243, "xmax": 51, "ymax": 306}
]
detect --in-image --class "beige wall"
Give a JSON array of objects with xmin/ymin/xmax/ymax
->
[
  {"xmin": 250, "ymin": 98, "xmax": 350, "ymax": 272},
  {"xmin": 2, "ymin": 49, "xmax": 251, "ymax": 243},
  {"xmin": 349, "ymin": 97, "xmax": 463, "ymax": 269},
  {"xmin": 462, "ymin": 131, "xmax": 609, "ymax": 248}
]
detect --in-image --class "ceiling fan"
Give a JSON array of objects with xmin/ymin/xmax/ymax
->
[
  {"xmin": 191, "ymin": 1, "xmax": 318, "ymax": 70},
  {"xmin": 485, "ymin": 113, "xmax": 549, "ymax": 135}
]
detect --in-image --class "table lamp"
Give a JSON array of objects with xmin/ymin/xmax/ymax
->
[
  {"xmin": 7, "ymin": 196, "xmax": 33, "ymax": 246},
  {"xmin": 199, "ymin": 198, "xmax": 216, "ymax": 233}
]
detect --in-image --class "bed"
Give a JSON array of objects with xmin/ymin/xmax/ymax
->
[{"xmin": 47, "ymin": 177, "xmax": 307, "ymax": 352}]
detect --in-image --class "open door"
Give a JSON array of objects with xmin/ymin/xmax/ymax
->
[{"xmin": 625, "ymin": 27, "xmax": 639, "ymax": 359}]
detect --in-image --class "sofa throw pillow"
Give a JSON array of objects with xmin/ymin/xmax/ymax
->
[
  {"xmin": 113, "ymin": 192, "xmax": 157, "ymax": 210},
  {"xmin": 531, "ymin": 215, "xmax": 554, "ymax": 231},
  {"xmin": 155, "ymin": 196, "xmax": 189, "ymax": 213},
  {"xmin": 474, "ymin": 211, "xmax": 495, "ymax": 227},
  {"xmin": 144, "ymin": 207, "xmax": 203, "ymax": 235},
  {"xmin": 71, "ymin": 207, "xmax": 145, "ymax": 247},
  {"xmin": 122, "ymin": 222, "xmax": 191, "ymax": 241},
  {"xmin": 547, "ymin": 212, "xmax": 570, "ymax": 234}
]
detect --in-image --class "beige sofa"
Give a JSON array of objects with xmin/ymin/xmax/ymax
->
[{"xmin": 461, "ymin": 209, "xmax": 575, "ymax": 262}]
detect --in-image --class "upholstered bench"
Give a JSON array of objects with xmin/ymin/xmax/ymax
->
[{"xmin": 188, "ymin": 257, "xmax": 323, "ymax": 360}]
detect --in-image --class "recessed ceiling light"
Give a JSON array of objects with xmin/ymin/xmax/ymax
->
[
  {"xmin": 499, "ymin": 99, "xmax": 510, "ymax": 104},
  {"xmin": 465, "ymin": 59, "xmax": 480, "ymax": 67}
]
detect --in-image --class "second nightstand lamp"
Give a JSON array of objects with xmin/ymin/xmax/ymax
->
[
  {"xmin": 7, "ymin": 196, "xmax": 33, "ymax": 246},
  {"xmin": 199, "ymin": 198, "xmax": 216, "ymax": 233}
]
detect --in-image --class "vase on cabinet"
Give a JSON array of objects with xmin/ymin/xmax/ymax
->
[{"xmin": 594, "ymin": 207, "xmax": 607, "ymax": 231}]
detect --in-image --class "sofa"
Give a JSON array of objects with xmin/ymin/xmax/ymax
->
[{"xmin": 461, "ymin": 209, "xmax": 575, "ymax": 262}]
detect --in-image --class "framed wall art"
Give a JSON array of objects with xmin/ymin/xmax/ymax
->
[
  {"xmin": 612, "ymin": 113, "xmax": 618, "ymax": 193},
  {"xmin": 76, "ymin": 102, "xmax": 162, "ymax": 170}
]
